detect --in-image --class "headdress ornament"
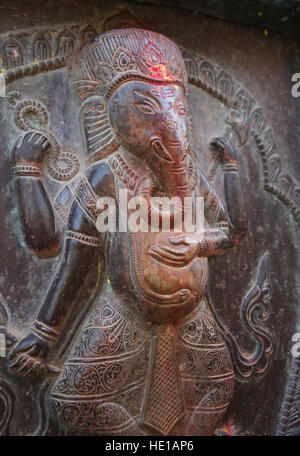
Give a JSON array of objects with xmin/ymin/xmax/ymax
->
[{"xmin": 70, "ymin": 28, "xmax": 188, "ymax": 102}]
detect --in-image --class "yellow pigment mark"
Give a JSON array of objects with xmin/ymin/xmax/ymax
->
[{"xmin": 94, "ymin": 261, "xmax": 102, "ymax": 290}]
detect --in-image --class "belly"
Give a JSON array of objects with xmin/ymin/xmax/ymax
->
[{"xmin": 108, "ymin": 231, "xmax": 208, "ymax": 323}]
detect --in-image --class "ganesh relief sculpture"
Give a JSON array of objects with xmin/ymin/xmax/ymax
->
[{"xmin": 0, "ymin": 26, "xmax": 279, "ymax": 436}]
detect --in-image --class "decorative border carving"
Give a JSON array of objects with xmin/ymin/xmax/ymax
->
[
  {"xmin": 182, "ymin": 49, "xmax": 300, "ymax": 223},
  {"xmin": 208, "ymin": 252, "xmax": 273, "ymax": 381},
  {"xmin": 0, "ymin": 24, "xmax": 98, "ymax": 83}
]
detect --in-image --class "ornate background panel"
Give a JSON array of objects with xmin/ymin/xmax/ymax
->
[{"xmin": 0, "ymin": 0, "xmax": 299, "ymax": 436}]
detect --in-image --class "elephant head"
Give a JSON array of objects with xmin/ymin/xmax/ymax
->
[
  {"xmin": 108, "ymin": 79, "xmax": 195, "ymax": 227},
  {"xmin": 70, "ymin": 28, "xmax": 196, "ymax": 227}
]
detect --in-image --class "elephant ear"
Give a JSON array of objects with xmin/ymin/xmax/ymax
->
[{"xmin": 80, "ymin": 96, "xmax": 119, "ymax": 167}]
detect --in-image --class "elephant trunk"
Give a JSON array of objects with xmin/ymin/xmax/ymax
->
[{"xmin": 135, "ymin": 154, "xmax": 193, "ymax": 229}]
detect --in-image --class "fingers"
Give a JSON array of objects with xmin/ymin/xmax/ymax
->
[
  {"xmin": 148, "ymin": 245, "xmax": 186, "ymax": 267},
  {"xmin": 169, "ymin": 236, "xmax": 199, "ymax": 245},
  {"xmin": 28, "ymin": 132, "xmax": 50, "ymax": 146},
  {"xmin": 18, "ymin": 132, "xmax": 50, "ymax": 148},
  {"xmin": 14, "ymin": 357, "xmax": 34, "ymax": 376},
  {"xmin": 23, "ymin": 360, "xmax": 43, "ymax": 377},
  {"xmin": 41, "ymin": 137, "xmax": 51, "ymax": 150},
  {"xmin": 7, "ymin": 338, "xmax": 31, "ymax": 362},
  {"xmin": 210, "ymin": 137, "xmax": 227, "ymax": 150},
  {"xmin": 156, "ymin": 245, "xmax": 186, "ymax": 257},
  {"xmin": 8, "ymin": 353, "xmax": 28, "ymax": 371},
  {"xmin": 210, "ymin": 137, "xmax": 222, "ymax": 148},
  {"xmin": 150, "ymin": 251, "xmax": 185, "ymax": 265},
  {"xmin": 16, "ymin": 358, "xmax": 43, "ymax": 377},
  {"xmin": 149, "ymin": 252, "xmax": 185, "ymax": 267},
  {"xmin": 149, "ymin": 245, "xmax": 185, "ymax": 259},
  {"xmin": 8, "ymin": 352, "xmax": 44, "ymax": 377},
  {"xmin": 26, "ymin": 341, "xmax": 46, "ymax": 358},
  {"xmin": 210, "ymin": 137, "xmax": 237, "ymax": 165},
  {"xmin": 34, "ymin": 134, "xmax": 50, "ymax": 150},
  {"xmin": 27, "ymin": 132, "xmax": 40, "ymax": 143},
  {"xmin": 168, "ymin": 236, "xmax": 189, "ymax": 245}
]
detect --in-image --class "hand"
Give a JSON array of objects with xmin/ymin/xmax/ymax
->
[
  {"xmin": 210, "ymin": 137, "xmax": 237, "ymax": 164},
  {"xmin": 148, "ymin": 236, "xmax": 200, "ymax": 267},
  {"xmin": 13, "ymin": 132, "xmax": 51, "ymax": 165},
  {"xmin": 169, "ymin": 229, "xmax": 229, "ymax": 257},
  {"xmin": 7, "ymin": 332, "xmax": 49, "ymax": 377}
]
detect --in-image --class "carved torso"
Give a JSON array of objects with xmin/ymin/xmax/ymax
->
[
  {"xmin": 109, "ymin": 230, "xmax": 208, "ymax": 323},
  {"xmin": 49, "ymin": 152, "xmax": 233, "ymax": 436}
]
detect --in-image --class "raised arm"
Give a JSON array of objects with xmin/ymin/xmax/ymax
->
[
  {"xmin": 208, "ymin": 136, "xmax": 247, "ymax": 249},
  {"xmin": 12, "ymin": 132, "xmax": 62, "ymax": 258},
  {"xmin": 8, "ymin": 162, "xmax": 115, "ymax": 377}
]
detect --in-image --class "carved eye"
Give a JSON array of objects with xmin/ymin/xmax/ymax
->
[
  {"xmin": 135, "ymin": 103, "xmax": 156, "ymax": 115},
  {"xmin": 175, "ymin": 104, "xmax": 186, "ymax": 116},
  {"xmin": 133, "ymin": 90, "xmax": 161, "ymax": 115},
  {"xmin": 174, "ymin": 99, "xmax": 186, "ymax": 116}
]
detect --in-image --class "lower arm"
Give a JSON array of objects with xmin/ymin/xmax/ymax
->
[{"xmin": 35, "ymin": 239, "xmax": 101, "ymax": 335}]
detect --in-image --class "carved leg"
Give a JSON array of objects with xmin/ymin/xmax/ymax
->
[
  {"xmin": 176, "ymin": 299, "xmax": 235, "ymax": 436},
  {"xmin": 49, "ymin": 292, "xmax": 149, "ymax": 435}
]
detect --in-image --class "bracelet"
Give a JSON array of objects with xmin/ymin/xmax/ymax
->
[
  {"xmin": 66, "ymin": 229, "xmax": 102, "ymax": 247},
  {"xmin": 212, "ymin": 221, "xmax": 229, "ymax": 229},
  {"xmin": 32, "ymin": 320, "xmax": 58, "ymax": 344},
  {"xmin": 221, "ymin": 162, "xmax": 239, "ymax": 173},
  {"xmin": 12, "ymin": 163, "xmax": 41, "ymax": 178}
]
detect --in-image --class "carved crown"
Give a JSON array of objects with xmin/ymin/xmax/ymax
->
[{"xmin": 69, "ymin": 28, "xmax": 188, "ymax": 102}]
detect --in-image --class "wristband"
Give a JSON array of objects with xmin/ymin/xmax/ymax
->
[
  {"xmin": 221, "ymin": 162, "xmax": 239, "ymax": 173},
  {"xmin": 32, "ymin": 320, "xmax": 58, "ymax": 344},
  {"xmin": 12, "ymin": 163, "xmax": 41, "ymax": 178}
]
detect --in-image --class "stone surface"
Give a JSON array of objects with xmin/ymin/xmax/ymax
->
[{"xmin": 0, "ymin": 0, "xmax": 299, "ymax": 436}]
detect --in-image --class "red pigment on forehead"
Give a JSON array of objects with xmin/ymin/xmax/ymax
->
[{"xmin": 149, "ymin": 64, "xmax": 175, "ymax": 81}]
